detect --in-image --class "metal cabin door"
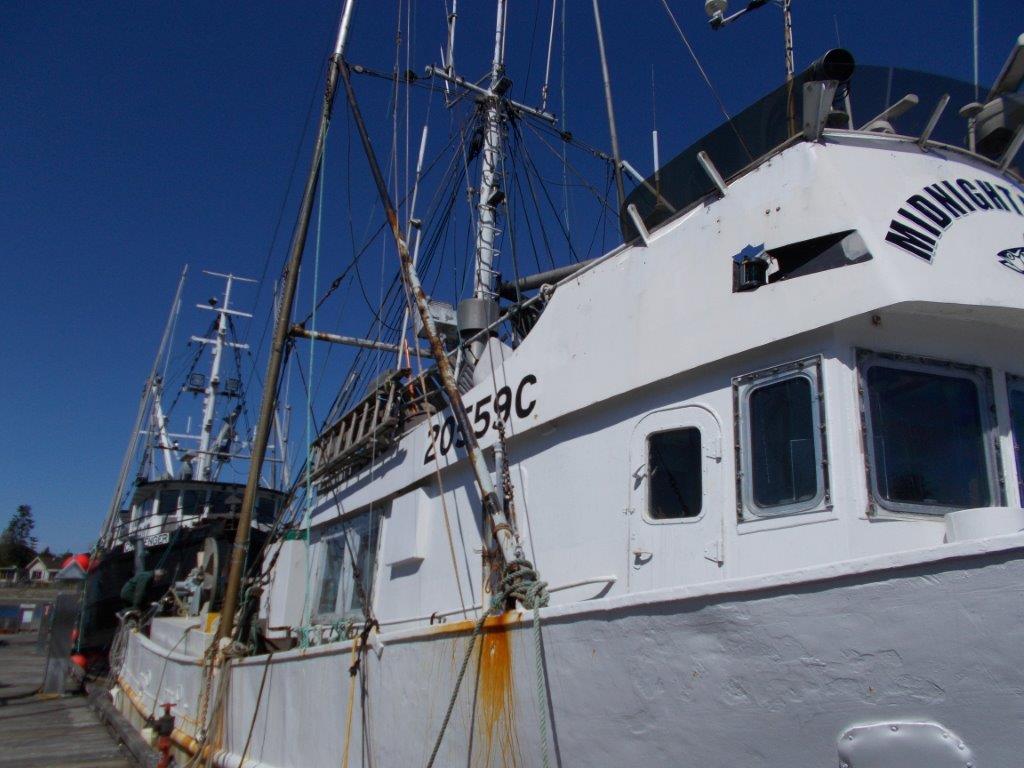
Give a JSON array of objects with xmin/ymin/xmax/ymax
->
[{"xmin": 628, "ymin": 405, "xmax": 724, "ymax": 593}]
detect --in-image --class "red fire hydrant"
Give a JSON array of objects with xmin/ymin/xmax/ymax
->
[{"xmin": 155, "ymin": 702, "xmax": 175, "ymax": 768}]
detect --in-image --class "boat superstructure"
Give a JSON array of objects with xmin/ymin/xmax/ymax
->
[
  {"xmin": 82, "ymin": 271, "xmax": 287, "ymax": 655},
  {"xmin": 106, "ymin": 4, "xmax": 1024, "ymax": 766}
]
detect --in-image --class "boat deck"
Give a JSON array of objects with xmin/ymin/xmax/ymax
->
[{"xmin": 0, "ymin": 633, "xmax": 133, "ymax": 768}]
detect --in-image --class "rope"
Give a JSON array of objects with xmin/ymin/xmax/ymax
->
[
  {"xmin": 238, "ymin": 651, "xmax": 274, "ymax": 766},
  {"xmin": 424, "ymin": 560, "xmax": 549, "ymax": 768},
  {"xmin": 340, "ymin": 641, "xmax": 359, "ymax": 768}
]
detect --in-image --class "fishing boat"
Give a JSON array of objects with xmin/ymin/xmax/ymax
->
[
  {"xmin": 81, "ymin": 270, "xmax": 288, "ymax": 657},
  {"xmin": 105, "ymin": 1, "xmax": 1024, "ymax": 765}
]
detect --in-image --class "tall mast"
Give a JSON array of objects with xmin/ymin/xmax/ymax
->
[
  {"xmin": 101, "ymin": 266, "xmax": 188, "ymax": 546},
  {"xmin": 218, "ymin": 0, "xmax": 358, "ymax": 644},
  {"xmin": 192, "ymin": 271, "xmax": 253, "ymax": 480},
  {"xmin": 472, "ymin": 0, "xmax": 508, "ymax": 303}
]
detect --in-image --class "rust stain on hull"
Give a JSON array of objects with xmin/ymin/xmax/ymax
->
[{"xmin": 474, "ymin": 613, "xmax": 521, "ymax": 768}]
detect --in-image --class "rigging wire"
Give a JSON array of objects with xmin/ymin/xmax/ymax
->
[
  {"xmin": 300, "ymin": 133, "xmax": 327, "ymax": 628},
  {"xmin": 657, "ymin": 0, "xmax": 753, "ymax": 160}
]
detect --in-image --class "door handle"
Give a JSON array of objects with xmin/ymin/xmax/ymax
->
[{"xmin": 632, "ymin": 549, "xmax": 653, "ymax": 566}]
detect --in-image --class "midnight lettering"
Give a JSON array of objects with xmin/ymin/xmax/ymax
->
[
  {"xmin": 886, "ymin": 177, "xmax": 1024, "ymax": 260},
  {"xmin": 885, "ymin": 220, "xmax": 936, "ymax": 260}
]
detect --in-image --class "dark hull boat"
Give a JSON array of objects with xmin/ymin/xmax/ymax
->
[{"xmin": 80, "ymin": 481, "xmax": 281, "ymax": 654}]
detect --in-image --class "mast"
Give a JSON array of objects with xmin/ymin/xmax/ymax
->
[
  {"xmin": 472, "ymin": 0, "xmax": 507, "ymax": 303},
  {"xmin": 218, "ymin": 0, "xmax": 358, "ymax": 645},
  {"xmin": 152, "ymin": 395, "xmax": 175, "ymax": 478},
  {"xmin": 101, "ymin": 266, "xmax": 188, "ymax": 547},
  {"xmin": 192, "ymin": 271, "xmax": 253, "ymax": 480},
  {"xmin": 591, "ymin": 0, "xmax": 626, "ymax": 210},
  {"xmin": 339, "ymin": 60, "xmax": 526, "ymax": 573}
]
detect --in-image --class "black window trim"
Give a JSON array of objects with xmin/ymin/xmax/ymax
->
[
  {"xmin": 856, "ymin": 349, "xmax": 1004, "ymax": 518},
  {"xmin": 734, "ymin": 355, "xmax": 831, "ymax": 521}
]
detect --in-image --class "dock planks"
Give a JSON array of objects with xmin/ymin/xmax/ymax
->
[{"xmin": 0, "ymin": 633, "xmax": 133, "ymax": 768}]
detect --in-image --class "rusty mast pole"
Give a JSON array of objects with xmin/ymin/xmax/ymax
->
[
  {"xmin": 338, "ymin": 61, "xmax": 525, "ymax": 570},
  {"xmin": 218, "ymin": 0, "xmax": 358, "ymax": 645}
]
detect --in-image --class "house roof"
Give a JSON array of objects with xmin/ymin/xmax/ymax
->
[
  {"xmin": 56, "ymin": 561, "xmax": 86, "ymax": 581},
  {"xmin": 27, "ymin": 553, "xmax": 62, "ymax": 570}
]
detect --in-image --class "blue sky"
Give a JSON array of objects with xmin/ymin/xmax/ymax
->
[{"xmin": 2, "ymin": 0, "xmax": 1020, "ymax": 552}]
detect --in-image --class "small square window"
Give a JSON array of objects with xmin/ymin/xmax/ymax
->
[{"xmin": 647, "ymin": 428, "xmax": 702, "ymax": 520}]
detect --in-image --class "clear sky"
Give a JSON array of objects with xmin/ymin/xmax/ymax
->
[{"xmin": 2, "ymin": 0, "xmax": 1020, "ymax": 553}]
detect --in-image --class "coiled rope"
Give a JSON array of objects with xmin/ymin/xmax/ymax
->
[{"xmin": 425, "ymin": 559, "xmax": 551, "ymax": 768}]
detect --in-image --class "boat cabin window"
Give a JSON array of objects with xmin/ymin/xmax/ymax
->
[
  {"xmin": 157, "ymin": 489, "xmax": 180, "ymax": 518},
  {"xmin": 256, "ymin": 494, "xmax": 279, "ymax": 525},
  {"xmin": 735, "ymin": 357, "xmax": 828, "ymax": 519},
  {"xmin": 1008, "ymin": 377, "xmax": 1024, "ymax": 504},
  {"xmin": 647, "ymin": 428, "xmax": 702, "ymax": 519},
  {"xmin": 859, "ymin": 352, "xmax": 997, "ymax": 515},
  {"xmin": 181, "ymin": 489, "xmax": 203, "ymax": 520},
  {"xmin": 315, "ymin": 508, "xmax": 381, "ymax": 621}
]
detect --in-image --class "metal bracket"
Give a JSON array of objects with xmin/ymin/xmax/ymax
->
[{"xmin": 838, "ymin": 721, "xmax": 974, "ymax": 768}]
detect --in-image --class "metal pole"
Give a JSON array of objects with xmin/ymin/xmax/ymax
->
[
  {"xmin": 101, "ymin": 266, "xmax": 188, "ymax": 546},
  {"xmin": 972, "ymin": 0, "xmax": 980, "ymax": 101},
  {"xmin": 339, "ymin": 61, "xmax": 524, "ymax": 569},
  {"xmin": 290, "ymin": 324, "xmax": 426, "ymax": 355},
  {"xmin": 783, "ymin": 0, "xmax": 796, "ymax": 135},
  {"xmin": 591, "ymin": 0, "xmax": 626, "ymax": 210},
  {"xmin": 473, "ymin": 0, "xmax": 508, "ymax": 302},
  {"xmin": 218, "ymin": 0, "xmax": 358, "ymax": 645},
  {"xmin": 196, "ymin": 276, "xmax": 232, "ymax": 479},
  {"xmin": 397, "ymin": 126, "xmax": 430, "ymax": 366},
  {"xmin": 783, "ymin": 0, "xmax": 794, "ymax": 82}
]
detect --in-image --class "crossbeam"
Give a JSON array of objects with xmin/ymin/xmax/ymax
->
[
  {"xmin": 424, "ymin": 66, "xmax": 558, "ymax": 124},
  {"xmin": 288, "ymin": 324, "xmax": 429, "ymax": 355}
]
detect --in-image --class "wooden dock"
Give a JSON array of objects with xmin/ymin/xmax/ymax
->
[{"xmin": 0, "ymin": 633, "xmax": 134, "ymax": 768}]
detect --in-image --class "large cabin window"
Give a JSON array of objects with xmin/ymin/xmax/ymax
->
[
  {"xmin": 647, "ymin": 428, "xmax": 702, "ymax": 519},
  {"xmin": 315, "ymin": 507, "xmax": 381, "ymax": 621},
  {"xmin": 859, "ymin": 352, "xmax": 999, "ymax": 515},
  {"xmin": 1009, "ymin": 377, "xmax": 1024, "ymax": 504},
  {"xmin": 735, "ymin": 357, "xmax": 829, "ymax": 519}
]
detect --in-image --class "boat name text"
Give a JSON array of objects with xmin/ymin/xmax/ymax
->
[{"xmin": 885, "ymin": 177, "xmax": 1024, "ymax": 261}]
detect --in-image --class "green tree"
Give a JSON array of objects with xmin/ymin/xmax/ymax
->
[{"xmin": 0, "ymin": 504, "xmax": 37, "ymax": 567}]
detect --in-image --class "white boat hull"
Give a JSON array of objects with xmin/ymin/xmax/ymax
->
[{"xmin": 116, "ymin": 534, "xmax": 1024, "ymax": 766}]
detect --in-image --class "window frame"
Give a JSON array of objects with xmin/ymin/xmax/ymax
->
[
  {"xmin": 643, "ymin": 425, "xmax": 705, "ymax": 524},
  {"xmin": 312, "ymin": 506, "xmax": 382, "ymax": 623},
  {"xmin": 857, "ymin": 350, "xmax": 1003, "ymax": 518},
  {"xmin": 734, "ymin": 355, "xmax": 831, "ymax": 520},
  {"xmin": 1007, "ymin": 374, "xmax": 1024, "ymax": 506}
]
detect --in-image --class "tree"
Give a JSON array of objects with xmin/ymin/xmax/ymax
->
[{"xmin": 0, "ymin": 504, "xmax": 37, "ymax": 567}]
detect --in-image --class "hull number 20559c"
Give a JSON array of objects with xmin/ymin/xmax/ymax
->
[{"xmin": 424, "ymin": 374, "xmax": 538, "ymax": 463}]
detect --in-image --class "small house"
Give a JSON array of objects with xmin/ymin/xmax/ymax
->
[{"xmin": 25, "ymin": 553, "xmax": 62, "ymax": 583}]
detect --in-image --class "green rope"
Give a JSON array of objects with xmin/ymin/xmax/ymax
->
[
  {"xmin": 425, "ymin": 559, "xmax": 550, "ymax": 768},
  {"xmin": 293, "ymin": 617, "xmax": 354, "ymax": 649}
]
